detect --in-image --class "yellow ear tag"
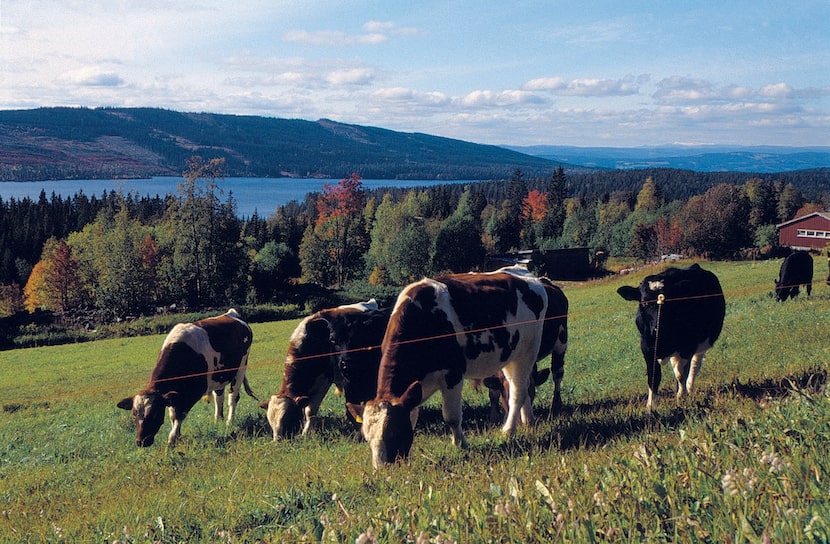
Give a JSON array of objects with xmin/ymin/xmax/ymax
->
[{"xmin": 354, "ymin": 414, "xmax": 363, "ymax": 424}]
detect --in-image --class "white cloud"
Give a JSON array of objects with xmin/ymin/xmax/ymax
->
[
  {"xmin": 371, "ymin": 87, "xmax": 450, "ymax": 106},
  {"xmin": 59, "ymin": 67, "xmax": 125, "ymax": 87},
  {"xmin": 325, "ymin": 68, "xmax": 375, "ymax": 86},
  {"xmin": 363, "ymin": 21, "xmax": 420, "ymax": 36},
  {"xmin": 282, "ymin": 29, "xmax": 387, "ymax": 47},
  {"xmin": 459, "ymin": 89, "xmax": 544, "ymax": 107},
  {"xmin": 759, "ymin": 82, "xmax": 793, "ymax": 99},
  {"xmin": 523, "ymin": 76, "xmax": 641, "ymax": 97}
]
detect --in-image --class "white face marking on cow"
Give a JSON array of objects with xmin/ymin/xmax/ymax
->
[
  {"xmin": 264, "ymin": 395, "xmax": 303, "ymax": 440},
  {"xmin": 361, "ymin": 402, "xmax": 393, "ymax": 469},
  {"xmin": 648, "ymin": 280, "xmax": 664, "ymax": 292}
]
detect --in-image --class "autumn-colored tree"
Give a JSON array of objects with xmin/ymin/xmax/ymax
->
[
  {"xmin": 0, "ymin": 283, "xmax": 24, "ymax": 317},
  {"xmin": 23, "ymin": 261, "xmax": 47, "ymax": 313},
  {"xmin": 522, "ymin": 190, "xmax": 548, "ymax": 223},
  {"xmin": 654, "ymin": 216, "xmax": 684, "ymax": 255},
  {"xmin": 794, "ymin": 202, "xmax": 826, "ymax": 218},
  {"xmin": 23, "ymin": 238, "xmax": 81, "ymax": 313},
  {"xmin": 677, "ymin": 183, "xmax": 751, "ymax": 259},
  {"xmin": 300, "ymin": 173, "xmax": 368, "ymax": 286},
  {"xmin": 634, "ymin": 176, "xmax": 661, "ymax": 212},
  {"xmin": 519, "ymin": 189, "xmax": 547, "ymax": 249}
]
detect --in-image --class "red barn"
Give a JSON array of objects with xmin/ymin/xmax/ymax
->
[{"xmin": 777, "ymin": 212, "xmax": 830, "ymax": 250}]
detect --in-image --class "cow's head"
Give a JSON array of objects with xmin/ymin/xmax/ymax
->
[
  {"xmin": 617, "ymin": 277, "xmax": 665, "ymax": 342},
  {"xmin": 259, "ymin": 394, "xmax": 310, "ymax": 441},
  {"xmin": 117, "ymin": 390, "xmax": 176, "ymax": 447},
  {"xmin": 349, "ymin": 382, "xmax": 422, "ymax": 470}
]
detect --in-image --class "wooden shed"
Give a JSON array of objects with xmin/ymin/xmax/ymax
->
[
  {"xmin": 776, "ymin": 211, "xmax": 830, "ymax": 250},
  {"xmin": 485, "ymin": 248, "xmax": 591, "ymax": 280}
]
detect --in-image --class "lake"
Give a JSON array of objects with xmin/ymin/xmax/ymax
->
[{"xmin": 0, "ymin": 176, "xmax": 482, "ymax": 217}]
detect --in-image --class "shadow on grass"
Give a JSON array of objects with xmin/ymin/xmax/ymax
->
[{"xmin": 411, "ymin": 368, "xmax": 827, "ymax": 464}]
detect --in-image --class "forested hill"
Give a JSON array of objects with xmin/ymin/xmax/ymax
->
[{"xmin": 0, "ymin": 107, "xmax": 562, "ymax": 181}]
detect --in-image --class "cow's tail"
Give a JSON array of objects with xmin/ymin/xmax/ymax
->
[{"xmin": 243, "ymin": 375, "xmax": 259, "ymax": 401}]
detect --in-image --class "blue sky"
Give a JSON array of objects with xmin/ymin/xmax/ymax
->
[{"xmin": 1, "ymin": 1, "xmax": 828, "ymax": 147}]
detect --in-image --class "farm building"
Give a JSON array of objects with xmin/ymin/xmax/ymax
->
[
  {"xmin": 486, "ymin": 247, "xmax": 592, "ymax": 280},
  {"xmin": 776, "ymin": 211, "xmax": 830, "ymax": 251}
]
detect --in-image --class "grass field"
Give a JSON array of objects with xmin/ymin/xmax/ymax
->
[{"xmin": 1, "ymin": 259, "xmax": 828, "ymax": 542}]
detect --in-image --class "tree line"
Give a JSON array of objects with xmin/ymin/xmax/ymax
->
[{"xmin": 0, "ymin": 157, "xmax": 826, "ymax": 319}]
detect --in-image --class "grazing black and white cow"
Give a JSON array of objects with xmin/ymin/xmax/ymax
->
[
  {"xmin": 482, "ymin": 277, "xmax": 569, "ymax": 422},
  {"xmin": 775, "ymin": 250, "xmax": 813, "ymax": 301},
  {"xmin": 617, "ymin": 264, "xmax": 725, "ymax": 409},
  {"xmin": 117, "ymin": 309, "xmax": 254, "ymax": 447},
  {"xmin": 348, "ymin": 266, "xmax": 568, "ymax": 469},
  {"xmin": 259, "ymin": 300, "xmax": 392, "ymax": 440}
]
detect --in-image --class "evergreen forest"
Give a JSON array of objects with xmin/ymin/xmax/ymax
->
[{"xmin": 1, "ymin": 156, "xmax": 828, "ymax": 344}]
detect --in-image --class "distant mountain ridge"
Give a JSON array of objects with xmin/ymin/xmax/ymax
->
[
  {"xmin": 0, "ymin": 107, "xmax": 561, "ymax": 182},
  {"xmin": 506, "ymin": 145, "xmax": 830, "ymax": 173}
]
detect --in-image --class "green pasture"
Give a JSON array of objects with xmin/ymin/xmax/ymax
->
[{"xmin": 1, "ymin": 260, "xmax": 828, "ymax": 542}]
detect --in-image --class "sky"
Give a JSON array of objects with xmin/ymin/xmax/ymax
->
[{"xmin": 1, "ymin": 1, "xmax": 829, "ymax": 148}]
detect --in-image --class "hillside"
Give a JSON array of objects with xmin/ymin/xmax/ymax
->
[
  {"xmin": 0, "ymin": 107, "xmax": 561, "ymax": 181},
  {"xmin": 507, "ymin": 144, "xmax": 830, "ymax": 173}
]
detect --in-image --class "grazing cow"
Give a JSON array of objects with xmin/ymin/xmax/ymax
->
[
  {"xmin": 775, "ymin": 250, "xmax": 813, "ymax": 301},
  {"xmin": 617, "ymin": 264, "xmax": 725, "ymax": 409},
  {"xmin": 481, "ymin": 277, "xmax": 569, "ymax": 422},
  {"xmin": 117, "ymin": 309, "xmax": 254, "ymax": 447},
  {"xmin": 260, "ymin": 300, "xmax": 392, "ymax": 440},
  {"xmin": 348, "ymin": 266, "xmax": 568, "ymax": 469},
  {"xmin": 482, "ymin": 364, "xmax": 550, "ymax": 424}
]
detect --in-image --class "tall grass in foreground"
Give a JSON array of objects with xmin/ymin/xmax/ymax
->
[{"xmin": 0, "ymin": 260, "xmax": 828, "ymax": 542}]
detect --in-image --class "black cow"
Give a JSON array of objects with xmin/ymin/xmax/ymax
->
[
  {"xmin": 775, "ymin": 250, "xmax": 814, "ymax": 301},
  {"xmin": 617, "ymin": 264, "xmax": 725, "ymax": 409}
]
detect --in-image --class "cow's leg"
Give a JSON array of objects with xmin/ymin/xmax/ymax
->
[
  {"xmin": 213, "ymin": 389, "xmax": 224, "ymax": 421},
  {"xmin": 488, "ymin": 386, "xmax": 504, "ymax": 424},
  {"xmin": 441, "ymin": 386, "xmax": 467, "ymax": 448},
  {"xmin": 226, "ymin": 388, "xmax": 241, "ymax": 424},
  {"xmin": 645, "ymin": 353, "xmax": 662, "ymax": 409},
  {"xmin": 167, "ymin": 406, "xmax": 184, "ymax": 445},
  {"xmin": 806, "ymin": 282, "xmax": 812, "ymax": 297},
  {"xmin": 670, "ymin": 356, "xmax": 691, "ymax": 402},
  {"xmin": 550, "ymin": 351, "xmax": 565, "ymax": 417},
  {"xmin": 501, "ymin": 363, "xmax": 533, "ymax": 434},
  {"xmin": 686, "ymin": 352, "xmax": 704, "ymax": 398},
  {"xmin": 301, "ymin": 405, "xmax": 319, "ymax": 435}
]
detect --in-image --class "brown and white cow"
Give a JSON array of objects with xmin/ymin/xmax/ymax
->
[
  {"xmin": 117, "ymin": 309, "xmax": 254, "ymax": 447},
  {"xmin": 260, "ymin": 300, "xmax": 392, "ymax": 440},
  {"xmin": 348, "ymin": 266, "xmax": 568, "ymax": 469}
]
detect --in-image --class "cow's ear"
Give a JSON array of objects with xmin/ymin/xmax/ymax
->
[
  {"xmin": 295, "ymin": 396, "xmax": 311, "ymax": 409},
  {"xmin": 399, "ymin": 381, "xmax": 423, "ymax": 411},
  {"xmin": 617, "ymin": 286, "xmax": 641, "ymax": 301},
  {"xmin": 116, "ymin": 397, "xmax": 134, "ymax": 410},
  {"xmin": 346, "ymin": 402, "xmax": 364, "ymax": 424},
  {"xmin": 161, "ymin": 391, "xmax": 178, "ymax": 406},
  {"xmin": 306, "ymin": 318, "xmax": 330, "ymax": 339}
]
